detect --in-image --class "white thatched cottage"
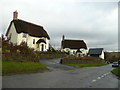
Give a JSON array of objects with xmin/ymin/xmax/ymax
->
[
  {"xmin": 6, "ymin": 11, "xmax": 50, "ymax": 51},
  {"xmin": 61, "ymin": 35, "xmax": 87, "ymax": 56}
]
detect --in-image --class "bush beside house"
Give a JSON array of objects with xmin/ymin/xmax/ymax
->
[
  {"xmin": 2, "ymin": 36, "xmax": 39, "ymax": 62},
  {"xmin": 105, "ymin": 52, "xmax": 120, "ymax": 63}
]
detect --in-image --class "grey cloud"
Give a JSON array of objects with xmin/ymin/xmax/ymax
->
[{"xmin": 0, "ymin": 0, "xmax": 118, "ymax": 51}]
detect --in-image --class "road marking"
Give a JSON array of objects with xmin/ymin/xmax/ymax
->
[
  {"xmin": 92, "ymin": 80, "xmax": 96, "ymax": 82},
  {"xmin": 104, "ymin": 74, "xmax": 106, "ymax": 76},
  {"xmin": 97, "ymin": 77, "xmax": 101, "ymax": 79},
  {"xmin": 101, "ymin": 75, "xmax": 104, "ymax": 78},
  {"xmin": 111, "ymin": 68, "xmax": 114, "ymax": 70},
  {"xmin": 92, "ymin": 72, "xmax": 110, "ymax": 83},
  {"xmin": 106, "ymin": 72, "xmax": 110, "ymax": 75},
  {"xmin": 52, "ymin": 63, "xmax": 56, "ymax": 64}
]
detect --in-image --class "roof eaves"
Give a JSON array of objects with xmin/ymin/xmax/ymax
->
[{"xmin": 6, "ymin": 21, "xmax": 14, "ymax": 36}]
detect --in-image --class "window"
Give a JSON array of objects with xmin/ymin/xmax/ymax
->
[
  {"xmin": 73, "ymin": 51, "xmax": 76, "ymax": 54},
  {"xmin": 23, "ymin": 33, "xmax": 27, "ymax": 38},
  {"xmin": 37, "ymin": 44, "xmax": 39, "ymax": 48},
  {"xmin": 33, "ymin": 39, "xmax": 35, "ymax": 44}
]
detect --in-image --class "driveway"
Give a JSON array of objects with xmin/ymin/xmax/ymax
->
[
  {"xmin": 2, "ymin": 58, "xmax": 119, "ymax": 88},
  {"xmin": 39, "ymin": 58, "xmax": 75, "ymax": 70}
]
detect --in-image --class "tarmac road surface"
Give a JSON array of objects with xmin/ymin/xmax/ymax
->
[{"xmin": 2, "ymin": 58, "xmax": 119, "ymax": 88}]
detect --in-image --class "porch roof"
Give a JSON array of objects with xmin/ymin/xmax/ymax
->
[{"xmin": 36, "ymin": 39, "xmax": 46, "ymax": 44}]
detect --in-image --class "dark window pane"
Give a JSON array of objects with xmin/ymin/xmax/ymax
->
[{"xmin": 33, "ymin": 39, "xmax": 35, "ymax": 44}]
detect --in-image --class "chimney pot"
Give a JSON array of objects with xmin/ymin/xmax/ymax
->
[
  {"xmin": 13, "ymin": 10, "xmax": 18, "ymax": 20},
  {"xmin": 62, "ymin": 35, "xmax": 65, "ymax": 41}
]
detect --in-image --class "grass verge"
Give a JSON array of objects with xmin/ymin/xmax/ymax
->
[
  {"xmin": 2, "ymin": 61, "xmax": 48, "ymax": 75},
  {"xmin": 111, "ymin": 67, "xmax": 120, "ymax": 77},
  {"xmin": 64, "ymin": 63, "xmax": 107, "ymax": 67}
]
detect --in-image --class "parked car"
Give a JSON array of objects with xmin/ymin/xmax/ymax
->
[
  {"xmin": 118, "ymin": 60, "xmax": 120, "ymax": 64},
  {"xmin": 112, "ymin": 62, "xmax": 119, "ymax": 67}
]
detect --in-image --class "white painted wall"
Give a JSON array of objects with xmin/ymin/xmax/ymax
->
[
  {"xmin": 7, "ymin": 23, "xmax": 18, "ymax": 44},
  {"xmin": 22, "ymin": 35, "xmax": 49, "ymax": 51},
  {"xmin": 76, "ymin": 49, "xmax": 87, "ymax": 57},
  {"xmin": 17, "ymin": 33, "xmax": 27, "ymax": 45},
  {"xmin": 46, "ymin": 38, "xmax": 49, "ymax": 50},
  {"xmin": 69, "ymin": 49, "xmax": 77, "ymax": 55},
  {"xmin": 99, "ymin": 51, "xmax": 104, "ymax": 59},
  {"xmin": 61, "ymin": 48, "xmax": 87, "ymax": 56},
  {"xmin": 7, "ymin": 23, "xmax": 49, "ymax": 51},
  {"xmin": 61, "ymin": 48, "xmax": 70, "ymax": 54}
]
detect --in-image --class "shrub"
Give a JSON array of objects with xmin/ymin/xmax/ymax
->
[
  {"xmin": 2, "ymin": 35, "xmax": 39, "ymax": 62},
  {"xmin": 105, "ymin": 52, "xmax": 120, "ymax": 63}
]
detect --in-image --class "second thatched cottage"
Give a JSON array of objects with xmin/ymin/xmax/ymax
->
[
  {"xmin": 6, "ymin": 11, "xmax": 50, "ymax": 51},
  {"xmin": 61, "ymin": 35, "xmax": 87, "ymax": 56}
]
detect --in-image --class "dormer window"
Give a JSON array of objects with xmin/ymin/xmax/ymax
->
[{"xmin": 23, "ymin": 33, "xmax": 27, "ymax": 38}]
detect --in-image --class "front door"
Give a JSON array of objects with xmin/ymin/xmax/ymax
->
[{"xmin": 41, "ymin": 44, "xmax": 44, "ymax": 51}]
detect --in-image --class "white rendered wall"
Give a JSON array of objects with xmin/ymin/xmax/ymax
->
[
  {"xmin": 7, "ymin": 23, "xmax": 49, "ymax": 51},
  {"xmin": 61, "ymin": 48, "xmax": 87, "ymax": 56},
  {"xmin": 99, "ymin": 51, "xmax": 104, "ymax": 59},
  {"xmin": 7, "ymin": 23, "xmax": 18, "ymax": 44}
]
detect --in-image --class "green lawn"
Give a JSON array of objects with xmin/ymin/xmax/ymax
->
[
  {"xmin": 2, "ymin": 61, "xmax": 48, "ymax": 75},
  {"xmin": 64, "ymin": 63, "xmax": 107, "ymax": 67},
  {"xmin": 111, "ymin": 67, "xmax": 120, "ymax": 77}
]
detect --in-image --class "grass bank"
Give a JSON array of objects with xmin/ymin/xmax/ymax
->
[
  {"xmin": 111, "ymin": 67, "xmax": 120, "ymax": 77},
  {"xmin": 2, "ymin": 61, "xmax": 48, "ymax": 75},
  {"xmin": 64, "ymin": 63, "xmax": 107, "ymax": 67}
]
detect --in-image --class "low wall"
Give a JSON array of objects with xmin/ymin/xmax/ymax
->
[{"xmin": 61, "ymin": 59, "xmax": 105, "ymax": 64}]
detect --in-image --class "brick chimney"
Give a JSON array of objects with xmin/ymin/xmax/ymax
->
[
  {"xmin": 13, "ymin": 11, "xmax": 18, "ymax": 20},
  {"xmin": 62, "ymin": 35, "xmax": 65, "ymax": 41}
]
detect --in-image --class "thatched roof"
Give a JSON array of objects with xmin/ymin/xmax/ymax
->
[
  {"xmin": 61, "ymin": 39, "xmax": 87, "ymax": 49},
  {"xmin": 6, "ymin": 19, "xmax": 50, "ymax": 39},
  {"xmin": 36, "ymin": 39, "xmax": 46, "ymax": 44}
]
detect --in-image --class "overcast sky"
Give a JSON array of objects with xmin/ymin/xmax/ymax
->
[{"xmin": 0, "ymin": 0, "xmax": 119, "ymax": 51}]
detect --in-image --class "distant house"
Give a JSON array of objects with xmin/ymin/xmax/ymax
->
[
  {"xmin": 6, "ymin": 11, "xmax": 50, "ymax": 51},
  {"xmin": 88, "ymin": 48, "xmax": 104, "ymax": 59},
  {"xmin": 61, "ymin": 35, "xmax": 87, "ymax": 56}
]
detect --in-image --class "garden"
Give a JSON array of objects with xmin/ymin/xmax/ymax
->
[{"xmin": 1, "ymin": 35, "xmax": 65, "ymax": 75}]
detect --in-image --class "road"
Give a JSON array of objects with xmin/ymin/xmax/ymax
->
[{"xmin": 2, "ymin": 58, "xmax": 119, "ymax": 88}]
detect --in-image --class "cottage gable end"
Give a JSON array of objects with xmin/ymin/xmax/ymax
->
[{"xmin": 6, "ymin": 22, "xmax": 18, "ymax": 44}]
